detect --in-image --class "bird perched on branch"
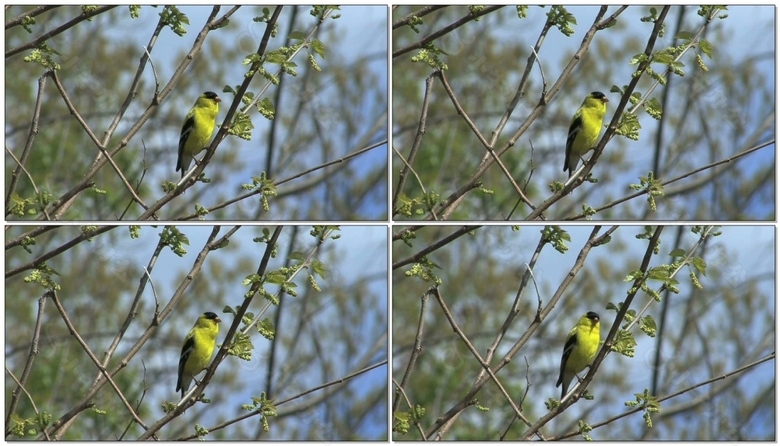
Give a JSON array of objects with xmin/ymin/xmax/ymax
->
[
  {"xmin": 563, "ymin": 91, "xmax": 609, "ymax": 178},
  {"xmin": 176, "ymin": 91, "xmax": 221, "ymax": 178},
  {"xmin": 556, "ymin": 311, "xmax": 600, "ymax": 400},
  {"xmin": 177, "ymin": 311, "xmax": 221, "ymax": 398}
]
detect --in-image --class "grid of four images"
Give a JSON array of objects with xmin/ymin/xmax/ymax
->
[{"xmin": 5, "ymin": 4, "xmax": 775, "ymax": 441}]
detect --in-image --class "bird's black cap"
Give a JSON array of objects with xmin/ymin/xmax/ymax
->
[
  {"xmin": 586, "ymin": 311, "xmax": 600, "ymax": 321},
  {"xmin": 203, "ymin": 311, "xmax": 221, "ymax": 322},
  {"xmin": 590, "ymin": 91, "xmax": 608, "ymax": 102},
  {"xmin": 203, "ymin": 91, "xmax": 221, "ymax": 102}
]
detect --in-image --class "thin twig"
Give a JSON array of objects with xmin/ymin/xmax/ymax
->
[
  {"xmin": 393, "ymin": 73, "xmax": 434, "ymax": 215},
  {"xmin": 5, "ymin": 292, "xmax": 47, "ymax": 431},
  {"xmin": 392, "ymin": 378, "xmax": 427, "ymax": 439},
  {"xmin": 392, "ymin": 288, "xmax": 430, "ymax": 412}
]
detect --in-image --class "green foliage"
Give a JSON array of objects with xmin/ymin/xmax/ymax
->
[
  {"xmin": 308, "ymin": 226, "xmax": 339, "ymax": 242},
  {"xmin": 398, "ymin": 227, "xmax": 417, "ymax": 248},
  {"xmin": 638, "ymin": 314, "xmax": 657, "ymax": 337},
  {"xmin": 610, "ymin": 329, "xmax": 637, "ymax": 357},
  {"xmin": 697, "ymin": 5, "xmax": 728, "ymax": 20},
  {"xmin": 228, "ymin": 332, "xmax": 255, "ymax": 360},
  {"xmin": 159, "ymin": 226, "xmax": 189, "ymax": 256},
  {"xmin": 80, "ymin": 225, "xmax": 99, "ymax": 239},
  {"xmin": 633, "ymin": 227, "xmax": 660, "ymax": 254},
  {"xmin": 643, "ymin": 97, "xmax": 663, "ymax": 120},
  {"xmin": 195, "ymin": 203, "xmax": 209, "ymax": 219},
  {"xmin": 17, "ymin": 235, "xmax": 37, "ymax": 254},
  {"xmin": 256, "ymin": 97, "xmax": 276, "ymax": 120},
  {"xmin": 581, "ymin": 203, "xmax": 596, "ymax": 219},
  {"xmin": 257, "ymin": 317, "xmax": 275, "ymax": 340},
  {"xmin": 228, "ymin": 111, "xmax": 254, "ymax": 140},
  {"xmin": 310, "ymin": 5, "xmax": 341, "ymax": 20},
  {"xmin": 625, "ymin": 389, "xmax": 661, "ymax": 427},
  {"xmin": 7, "ymin": 411, "xmax": 52, "ymax": 438},
  {"xmin": 629, "ymin": 172, "xmax": 664, "ymax": 212},
  {"xmin": 240, "ymin": 173, "xmax": 277, "ymax": 212},
  {"xmin": 161, "ymin": 400, "xmax": 177, "ymax": 413},
  {"xmin": 640, "ymin": 7, "xmax": 665, "ymax": 37},
  {"xmin": 411, "ymin": 43, "xmax": 448, "ymax": 70},
  {"xmin": 240, "ymin": 393, "xmax": 277, "ymax": 432},
  {"xmin": 399, "ymin": 191, "xmax": 442, "ymax": 217},
  {"xmin": 20, "ymin": 15, "xmax": 36, "ymax": 33},
  {"xmin": 193, "ymin": 424, "xmax": 210, "ymax": 440},
  {"xmin": 406, "ymin": 15, "xmax": 424, "ymax": 33},
  {"xmin": 24, "ymin": 43, "xmax": 61, "ymax": 70},
  {"xmin": 24, "ymin": 264, "xmax": 61, "ymax": 290},
  {"xmin": 541, "ymin": 225, "xmax": 571, "ymax": 253},
  {"xmin": 577, "ymin": 419, "xmax": 593, "ymax": 440},
  {"xmin": 253, "ymin": 8, "xmax": 273, "ymax": 23},
  {"xmin": 395, "ymin": 193, "xmax": 431, "ymax": 218},
  {"xmin": 159, "ymin": 5, "xmax": 189, "ymax": 36},
  {"xmin": 405, "ymin": 257, "xmax": 442, "ymax": 285},
  {"xmin": 7, "ymin": 191, "xmax": 51, "ymax": 217},
  {"xmin": 393, "ymin": 405, "xmax": 426, "ymax": 435},
  {"xmin": 646, "ymin": 265, "xmax": 680, "ymax": 294},
  {"xmin": 547, "ymin": 5, "xmax": 577, "ymax": 36}
]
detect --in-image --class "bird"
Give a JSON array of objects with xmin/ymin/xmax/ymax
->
[
  {"xmin": 176, "ymin": 91, "xmax": 222, "ymax": 178},
  {"xmin": 556, "ymin": 311, "xmax": 601, "ymax": 400},
  {"xmin": 563, "ymin": 91, "xmax": 609, "ymax": 178},
  {"xmin": 176, "ymin": 311, "xmax": 222, "ymax": 398}
]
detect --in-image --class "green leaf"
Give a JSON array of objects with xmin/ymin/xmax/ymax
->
[
  {"xmin": 311, "ymin": 259, "xmax": 328, "ymax": 279},
  {"xmin": 698, "ymin": 39, "xmax": 714, "ymax": 59},
  {"xmin": 265, "ymin": 271, "xmax": 287, "ymax": 284},
  {"xmin": 692, "ymin": 257, "xmax": 707, "ymax": 275},
  {"xmin": 311, "ymin": 39, "xmax": 326, "ymax": 58},
  {"xmin": 639, "ymin": 315, "xmax": 657, "ymax": 337},
  {"xmin": 668, "ymin": 248, "xmax": 686, "ymax": 257},
  {"xmin": 611, "ymin": 330, "xmax": 637, "ymax": 357},
  {"xmin": 644, "ymin": 97, "xmax": 663, "ymax": 120},
  {"xmin": 288, "ymin": 251, "xmax": 306, "ymax": 261},
  {"xmin": 674, "ymin": 31, "xmax": 692, "ymax": 40}
]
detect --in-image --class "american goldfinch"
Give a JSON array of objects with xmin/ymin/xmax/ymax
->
[
  {"xmin": 176, "ymin": 91, "xmax": 222, "ymax": 178},
  {"xmin": 563, "ymin": 91, "xmax": 609, "ymax": 178},
  {"xmin": 176, "ymin": 311, "xmax": 221, "ymax": 398},
  {"xmin": 556, "ymin": 311, "xmax": 600, "ymax": 400}
]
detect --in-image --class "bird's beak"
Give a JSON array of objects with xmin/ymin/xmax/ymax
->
[
  {"xmin": 215, "ymin": 316, "xmax": 222, "ymax": 323},
  {"xmin": 215, "ymin": 97, "xmax": 222, "ymax": 103},
  {"xmin": 601, "ymin": 97, "xmax": 609, "ymax": 103}
]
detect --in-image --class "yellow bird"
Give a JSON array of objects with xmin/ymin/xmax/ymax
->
[
  {"xmin": 563, "ymin": 91, "xmax": 609, "ymax": 178},
  {"xmin": 176, "ymin": 311, "xmax": 221, "ymax": 398},
  {"xmin": 176, "ymin": 91, "xmax": 222, "ymax": 178},
  {"xmin": 556, "ymin": 311, "xmax": 600, "ymax": 400}
]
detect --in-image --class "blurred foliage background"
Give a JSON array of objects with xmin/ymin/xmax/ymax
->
[{"xmin": 6, "ymin": 225, "xmax": 387, "ymax": 440}]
